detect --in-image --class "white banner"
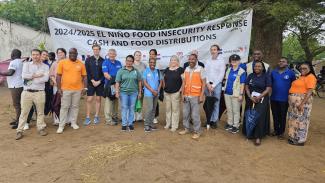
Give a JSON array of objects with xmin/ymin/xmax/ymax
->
[{"xmin": 48, "ymin": 10, "xmax": 252, "ymax": 68}]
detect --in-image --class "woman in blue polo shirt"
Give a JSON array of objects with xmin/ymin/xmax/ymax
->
[
  {"xmin": 223, "ymin": 54, "xmax": 246, "ymax": 134},
  {"xmin": 270, "ymin": 57, "xmax": 296, "ymax": 139}
]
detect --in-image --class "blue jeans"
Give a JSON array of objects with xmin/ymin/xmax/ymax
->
[
  {"xmin": 205, "ymin": 82, "xmax": 222, "ymax": 123},
  {"xmin": 120, "ymin": 92, "xmax": 138, "ymax": 127}
]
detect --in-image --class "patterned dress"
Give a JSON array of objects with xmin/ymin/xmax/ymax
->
[
  {"xmin": 288, "ymin": 94, "xmax": 313, "ymax": 143},
  {"xmin": 288, "ymin": 74, "xmax": 317, "ymax": 143}
]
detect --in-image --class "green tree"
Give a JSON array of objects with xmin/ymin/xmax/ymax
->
[
  {"xmin": 282, "ymin": 34, "xmax": 306, "ymax": 62},
  {"xmin": 287, "ymin": 9, "xmax": 325, "ymax": 62},
  {"xmin": 0, "ymin": 0, "xmax": 324, "ymax": 66}
]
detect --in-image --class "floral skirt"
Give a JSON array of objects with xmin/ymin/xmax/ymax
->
[{"xmin": 288, "ymin": 94, "xmax": 313, "ymax": 143}]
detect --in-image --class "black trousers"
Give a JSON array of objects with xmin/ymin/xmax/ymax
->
[
  {"xmin": 155, "ymin": 103, "xmax": 159, "ymax": 117},
  {"xmin": 271, "ymin": 100, "xmax": 289, "ymax": 136},
  {"xmin": 9, "ymin": 87, "xmax": 23, "ymax": 122},
  {"xmin": 9, "ymin": 87, "xmax": 33, "ymax": 124}
]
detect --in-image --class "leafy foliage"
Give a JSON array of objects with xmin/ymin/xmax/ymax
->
[{"xmin": 0, "ymin": 0, "xmax": 324, "ymax": 61}]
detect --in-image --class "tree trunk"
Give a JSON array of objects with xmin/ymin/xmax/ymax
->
[
  {"xmin": 251, "ymin": 10, "xmax": 285, "ymax": 68},
  {"xmin": 298, "ymin": 33, "xmax": 314, "ymax": 63},
  {"xmin": 300, "ymin": 39, "xmax": 314, "ymax": 62}
]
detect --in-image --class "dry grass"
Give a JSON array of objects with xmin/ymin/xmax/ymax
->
[{"xmin": 80, "ymin": 141, "xmax": 155, "ymax": 183}]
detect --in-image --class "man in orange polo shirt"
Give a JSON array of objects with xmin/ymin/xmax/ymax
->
[
  {"xmin": 179, "ymin": 54, "xmax": 206, "ymax": 140},
  {"xmin": 56, "ymin": 48, "xmax": 87, "ymax": 134}
]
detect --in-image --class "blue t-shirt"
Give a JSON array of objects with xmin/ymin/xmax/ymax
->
[
  {"xmin": 225, "ymin": 67, "xmax": 246, "ymax": 95},
  {"xmin": 271, "ymin": 68, "xmax": 296, "ymax": 102},
  {"xmin": 102, "ymin": 58, "xmax": 122, "ymax": 85},
  {"xmin": 142, "ymin": 68, "xmax": 162, "ymax": 97}
]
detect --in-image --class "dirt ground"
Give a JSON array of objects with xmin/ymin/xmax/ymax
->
[{"xmin": 0, "ymin": 87, "xmax": 324, "ymax": 183}]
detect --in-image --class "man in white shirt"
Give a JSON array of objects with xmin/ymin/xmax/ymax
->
[
  {"xmin": 204, "ymin": 44, "xmax": 226, "ymax": 128},
  {"xmin": 16, "ymin": 49, "xmax": 49, "ymax": 140},
  {"xmin": 0, "ymin": 49, "xmax": 24, "ymax": 129}
]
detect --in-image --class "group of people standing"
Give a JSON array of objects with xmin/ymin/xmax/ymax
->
[{"xmin": 0, "ymin": 44, "xmax": 317, "ymax": 146}]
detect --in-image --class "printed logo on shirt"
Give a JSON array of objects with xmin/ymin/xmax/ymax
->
[
  {"xmin": 284, "ymin": 75, "xmax": 289, "ymax": 80},
  {"xmin": 249, "ymin": 79, "xmax": 253, "ymax": 85}
]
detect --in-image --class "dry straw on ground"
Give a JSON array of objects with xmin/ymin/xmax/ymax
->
[{"xmin": 80, "ymin": 141, "xmax": 155, "ymax": 183}]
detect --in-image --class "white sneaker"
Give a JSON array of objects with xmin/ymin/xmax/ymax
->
[
  {"xmin": 56, "ymin": 126, "xmax": 64, "ymax": 134},
  {"xmin": 71, "ymin": 124, "xmax": 79, "ymax": 130},
  {"xmin": 153, "ymin": 118, "xmax": 158, "ymax": 124},
  {"xmin": 23, "ymin": 123, "xmax": 29, "ymax": 130}
]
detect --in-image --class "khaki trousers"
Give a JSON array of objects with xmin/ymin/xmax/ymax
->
[
  {"xmin": 164, "ymin": 92, "xmax": 180, "ymax": 130},
  {"xmin": 104, "ymin": 98, "xmax": 118, "ymax": 123},
  {"xmin": 224, "ymin": 94, "xmax": 241, "ymax": 128},
  {"xmin": 17, "ymin": 91, "xmax": 46, "ymax": 132},
  {"xmin": 59, "ymin": 90, "xmax": 81, "ymax": 127}
]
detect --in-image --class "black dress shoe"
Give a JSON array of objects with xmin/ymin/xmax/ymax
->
[
  {"xmin": 11, "ymin": 124, "xmax": 18, "ymax": 129},
  {"xmin": 210, "ymin": 122, "xmax": 218, "ymax": 129},
  {"xmin": 10, "ymin": 121, "xmax": 17, "ymax": 125},
  {"xmin": 270, "ymin": 132, "xmax": 277, "ymax": 137}
]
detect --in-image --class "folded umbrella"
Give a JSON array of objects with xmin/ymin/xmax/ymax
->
[
  {"xmin": 51, "ymin": 92, "xmax": 61, "ymax": 118},
  {"xmin": 244, "ymin": 104, "xmax": 260, "ymax": 138},
  {"xmin": 203, "ymin": 96, "xmax": 218, "ymax": 126},
  {"xmin": 44, "ymin": 82, "xmax": 53, "ymax": 115}
]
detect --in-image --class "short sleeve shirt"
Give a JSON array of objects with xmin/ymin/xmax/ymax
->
[
  {"xmin": 289, "ymin": 74, "xmax": 316, "ymax": 94},
  {"xmin": 246, "ymin": 72, "xmax": 271, "ymax": 93},
  {"xmin": 116, "ymin": 67, "xmax": 142, "ymax": 94},
  {"xmin": 225, "ymin": 67, "xmax": 246, "ymax": 95},
  {"xmin": 164, "ymin": 67, "xmax": 184, "ymax": 93},
  {"xmin": 271, "ymin": 68, "xmax": 296, "ymax": 102},
  {"xmin": 142, "ymin": 68, "xmax": 162, "ymax": 97},
  {"xmin": 7, "ymin": 59, "xmax": 23, "ymax": 88},
  {"xmin": 133, "ymin": 62, "xmax": 147, "ymax": 74},
  {"xmin": 102, "ymin": 59, "xmax": 122, "ymax": 85},
  {"xmin": 57, "ymin": 59, "xmax": 87, "ymax": 91}
]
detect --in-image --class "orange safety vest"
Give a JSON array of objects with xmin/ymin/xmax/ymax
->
[{"xmin": 184, "ymin": 68, "xmax": 203, "ymax": 97}]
